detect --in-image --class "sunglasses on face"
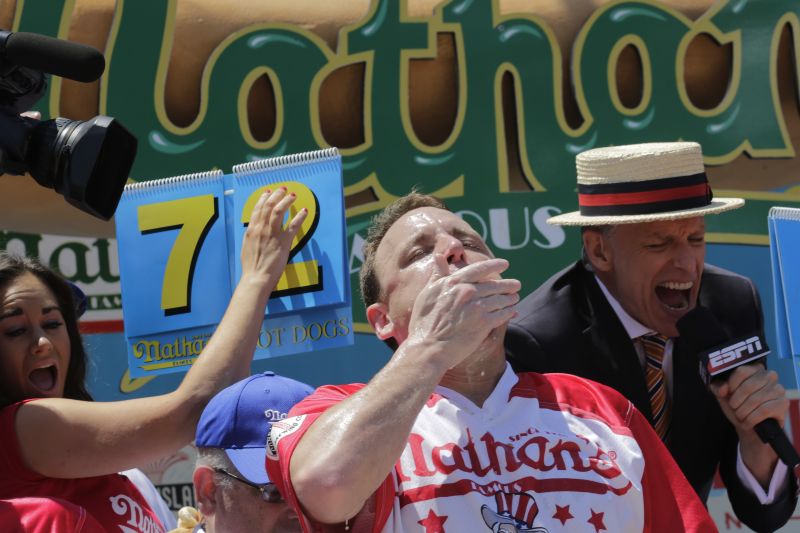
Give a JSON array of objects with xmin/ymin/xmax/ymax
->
[{"xmin": 212, "ymin": 467, "xmax": 284, "ymax": 503}]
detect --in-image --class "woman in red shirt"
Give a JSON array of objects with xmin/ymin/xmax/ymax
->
[{"xmin": 0, "ymin": 188, "xmax": 304, "ymax": 531}]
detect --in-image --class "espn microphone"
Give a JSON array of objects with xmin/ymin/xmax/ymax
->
[
  {"xmin": 676, "ymin": 306, "xmax": 800, "ymax": 483},
  {"xmin": 0, "ymin": 30, "xmax": 105, "ymax": 82}
]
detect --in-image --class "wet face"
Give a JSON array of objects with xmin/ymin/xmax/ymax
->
[
  {"xmin": 0, "ymin": 272, "xmax": 71, "ymax": 402},
  {"xmin": 213, "ymin": 481, "xmax": 300, "ymax": 533},
  {"xmin": 587, "ymin": 217, "xmax": 705, "ymax": 338},
  {"xmin": 368, "ymin": 206, "xmax": 496, "ymax": 344}
]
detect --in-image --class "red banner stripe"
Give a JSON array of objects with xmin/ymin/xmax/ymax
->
[
  {"xmin": 578, "ymin": 183, "xmax": 708, "ymax": 207},
  {"xmin": 79, "ymin": 320, "xmax": 124, "ymax": 334}
]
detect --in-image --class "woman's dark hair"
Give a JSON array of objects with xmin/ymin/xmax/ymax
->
[{"xmin": 0, "ymin": 252, "xmax": 93, "ymax": 403}]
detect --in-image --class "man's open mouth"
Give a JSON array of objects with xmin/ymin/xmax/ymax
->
[{"xmin": 655, "ymin": 281, "xmax": 693, "ymax": 311}]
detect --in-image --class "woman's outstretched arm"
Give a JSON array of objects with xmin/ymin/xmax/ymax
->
[{"xmin": 15, "ymin": 188, "xmax": 307, "ymax": 478}]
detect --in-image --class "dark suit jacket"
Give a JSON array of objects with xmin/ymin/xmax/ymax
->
[{"xmin": 505, "ymin": 261, "xmax": 796, "ymax": 532}]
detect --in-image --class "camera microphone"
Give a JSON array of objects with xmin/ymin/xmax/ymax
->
[
  {"xmin": 0, "ymin": 30, "xmax": 105, "ymax": 83},
  {"xmin": 0, "ymin": 30, "xmax": 136, "ymax": 220},
  {"xmin": 676, "ymin": 306, "xmax": 800, "ymax": 483}
]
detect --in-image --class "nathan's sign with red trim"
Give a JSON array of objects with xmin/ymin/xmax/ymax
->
[{"xmin": 0, "ymin": 230, "xmax": 122, "ymax": 333}]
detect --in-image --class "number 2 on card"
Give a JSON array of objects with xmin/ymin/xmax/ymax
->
[
  {"xmin": 136, "ymin": 182, "xmax": 321, "ymax": 317},
  {"xmin": 241, "ymin": 182, "xmax": 322, "ymax": 297}
]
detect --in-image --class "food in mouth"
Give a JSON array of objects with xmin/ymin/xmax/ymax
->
[{"xmin": 655, "ymin": 281, "xmax": 693, "ymax": 311}]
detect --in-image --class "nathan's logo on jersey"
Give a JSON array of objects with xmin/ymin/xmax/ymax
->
[
  {"xmin": 396, "ymin": 428, "xmax": 632, "ymax": 502},
  {"xmin": 109, "ymin": 493, "xmax": 165, "ymax": 533},
  {"xmin": 481, "ymin": 492, "xmax": 548, "ymax": 533},
  {"xmin": 266, "ymin": 415, "xmax": 307, "ymax": 460}
]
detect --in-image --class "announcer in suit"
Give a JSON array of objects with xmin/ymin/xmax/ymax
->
[{"xmin": 505, "ymin": 142, "xmax": 796, "ymax": 532}]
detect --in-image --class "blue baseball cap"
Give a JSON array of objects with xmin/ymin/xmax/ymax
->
[{"xmin": 195, "ymin": 371, "xmax": 313, "ymax": 484}]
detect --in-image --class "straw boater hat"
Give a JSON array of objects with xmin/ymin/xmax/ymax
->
[{"xmin": 547, "ymin": 142, "xmax": 744, "ymax": 226}]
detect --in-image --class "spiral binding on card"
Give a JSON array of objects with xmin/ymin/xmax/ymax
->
[
  {"xmin": 122, "ymin": 170, "xmax": 224, "ymax": 197},
  {"xmin": 769, "ymin": 207, "xmax": 800, "ymax": 220},
  {"xmin": 232, "ymin": 147, "xmax": 339, "ymax": 175}
]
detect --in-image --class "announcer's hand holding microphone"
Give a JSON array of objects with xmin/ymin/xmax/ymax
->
[{"xmin": 678, "ymin": 307, "xmax": 798, "ymax": 495}]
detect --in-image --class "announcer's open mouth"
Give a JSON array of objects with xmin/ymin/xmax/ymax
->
[{"xmin": 655, "ymin": 281, "xmax": 693, "ymax": 311}]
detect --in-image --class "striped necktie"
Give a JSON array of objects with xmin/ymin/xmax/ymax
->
[{"xmin": 640, "ymin": 334, "xmax": 671, "ymax": 440}]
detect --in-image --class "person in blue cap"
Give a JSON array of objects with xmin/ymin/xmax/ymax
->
[{"xmin": 191, "ymin": 371, "xmax": 313, "ymax": 533}]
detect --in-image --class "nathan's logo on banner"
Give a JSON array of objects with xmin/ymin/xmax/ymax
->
[
  {"xmin": 0, "ymin": 231, "xmax": 123, "ymax": 333},
  {"xmin": 132, "ymin": 334, "xmax": 210, "ymax": 370},
  {"xmin": 25, "ymin": 0, "xmax": 795, "ymax": 199},
  {"xmin": 17, "ymin": 0, "xmax": 800, "ymax": 329},
  {"xmin": 115, "ymin": 149, "xmax": 353, "ymax": 377}
]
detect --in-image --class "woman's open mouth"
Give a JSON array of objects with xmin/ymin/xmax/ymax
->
[{"xmin": 28, "ymin": 364, "xmax": 58, "ymax": 393}]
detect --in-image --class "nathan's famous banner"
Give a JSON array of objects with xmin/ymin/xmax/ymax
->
[
  {"xmin": 0, "ymin": 230, "xmax": 122, "ymax": 331},
  {"xmin": 6, "ymin": 0, "xmax": 800, "ymax": 332},
  {"xmin": 5, "ymin": 0, "xmax": 800, "ymax": 528}
]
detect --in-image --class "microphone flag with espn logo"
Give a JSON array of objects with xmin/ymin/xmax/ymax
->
[
  {"xmin": 769, "ymin": 207, "xmax": 800, "ymax": 385},
  {"xmin": 696, "ymin": 333, "xmax": 770, "ymax": 387}
]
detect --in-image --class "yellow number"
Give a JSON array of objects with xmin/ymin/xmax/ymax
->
[
  {"xmin": 241, "ymin": 182, "xmax": 321, "ymax": 296},
  {"xmin": 138, "ymin": 195, "xmax": 219, "ymax": 315}
]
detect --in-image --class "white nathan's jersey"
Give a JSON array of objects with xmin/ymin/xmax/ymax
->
[{"xmin": 268, "ymin": 364, "xmax": 714, "ymax": 533}]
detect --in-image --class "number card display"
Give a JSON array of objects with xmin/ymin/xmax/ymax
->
[
  {"xmin": 768, "ymin": 207, "xmax": 800, "ymax": 385},
  {"xmin": 116, "ymin": 148, "xmax": 352, "ymax": 377}
]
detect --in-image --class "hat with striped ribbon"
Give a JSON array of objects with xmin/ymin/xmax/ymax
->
[{"xmin": 547, "ymin": 142, "xmax": 744, "ymax": 226}]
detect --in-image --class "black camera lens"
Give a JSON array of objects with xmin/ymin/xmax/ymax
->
[{"xmin": 22, "ymin": 115, "xmax": 137, "ymax": 220}]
